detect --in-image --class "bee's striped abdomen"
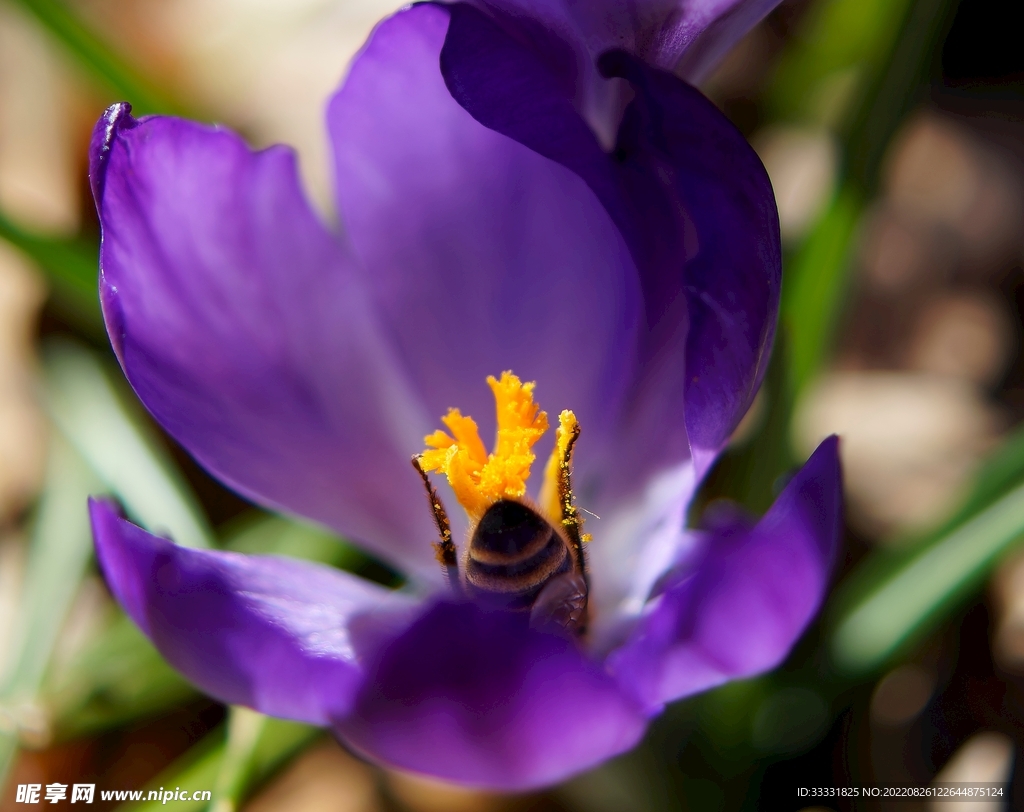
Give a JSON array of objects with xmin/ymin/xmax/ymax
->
[{"xmin": 465, "ymin": 499, "xmax": 572, "ymax": 610}]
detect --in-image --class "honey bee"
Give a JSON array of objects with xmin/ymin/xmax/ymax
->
[
  {"xmin": 465, "ymin": 498, "xmax": 588, "ymax": 633},
  {"xmin": 412, "ymin": 424, "xmax": 589, "ymax": 636}
]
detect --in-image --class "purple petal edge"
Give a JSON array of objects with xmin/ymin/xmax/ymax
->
[
  {"xmin": 90, "ymin": 499, "xmax": 419, "ymax": 725},
  {"xmin": 606, "ymin": 436, "xmax": 842, "ymax": 711},
  {"xmin": 89, "ymin": 103, "xmax": 443, "ymax": 582},
  {"xmin": 88, "ymin": 102, "xmax": 137, "ymax": 208}
]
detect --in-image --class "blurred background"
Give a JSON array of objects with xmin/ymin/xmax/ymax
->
[{"xmin": 0, "ymin": 0, "xmax": 1022, "ymax": 809}]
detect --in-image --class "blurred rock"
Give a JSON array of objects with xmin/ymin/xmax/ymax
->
[
  {"xmin": 929, "ymin": 731, "xmax": 1013, "ymax": 812},
  {"xmin": 386, "ymin": 770, "xmax": 503, "ymax": 812},
  {"xmin": 0, "ymin": 245, "xmax": 47, "ymax": 523},
  {"xmin": 857, "ymin": 205, "xmax": 955, "ymax": 295},
  {"xmin": 243, "ymin": 740, "xmax": 379, "ymax": 812},
  {"xmin": 793, "ymin": 371, "xmax": 999, "ymax": 537},
  {"xmin": 905, "ymin": 292, "xmax": 1014, "ymax": 387},
  {"xmin": 0, "ymin": 532, "xmax": 27, "ymax": 682},
  {"xmin": 870, "ymin": 664, "xmax": 935, "ymax": 728},
  {"xmin": 47, "ymin": 576, "xmax": 113, "ymax": 675},
  {"xmin": 703, "ymin": 22, "xmax": 779, "ymax": 102},
  {"xmin": 884, "ymin": 112, "xmax": 1024, "ymax": 275},
  {"xmin": 989, "ymin": 547, "xmax": 1024, "ymax": 675},
  {"xmin": 754, "ymin": 125, "xmax": 838, "ymax": 242},
  {"xmin": 0, "ymin": 2, "xmax": 83, "ymax": 234}
]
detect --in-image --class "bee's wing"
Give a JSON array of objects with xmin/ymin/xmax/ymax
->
[{"xmin": 530, "ymin": 571, "xmax": 588, "ymax": 636}]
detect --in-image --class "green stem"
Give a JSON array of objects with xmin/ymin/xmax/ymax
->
[{"xmin": 209, "ymin": 708, "xmax": 266, "ymax": 812}]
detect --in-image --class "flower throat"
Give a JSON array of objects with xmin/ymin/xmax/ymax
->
[{"xmin": 412, "ymin": 372, "xmax": 590, "ymax": 634}]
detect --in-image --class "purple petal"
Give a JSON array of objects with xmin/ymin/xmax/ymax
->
[
  {"xmin": 457, "ymin": 0, "xmax": 782, "ymax": 131},
  {"xmin": 669, "ymin": 0, "xmax": 782, "ymax": 84},
  {"xmin": 440, "ymin": 10, "xmax": 779, "ymax": 495},
  {"xmin": 328, "ymin": 4, "xmax": 642, "ymax": 462},
  {"xmin": 598, "ymin": 52, "xmax": 780, "ymax": 477},
  {"xmin": 586, "ymin": 462, "xmax": 698, "ymax": 648},
  {"xmin": 338, "ymin": 600, "xmax": 648, "ymax": 790},
  {"xmin": 464, "ymin": 0, "xmax": 780, "ymax": 79},
  {"xmin": 90, "ymin": 499, "xmax": 419, "ymax": 724},
  {"xmin": 89, "ymin": 104, "xmax": 442, "ymax": 581},
  {"xmin": 606, "ymin": 437, "xmax": 842, "ymax": 711}
]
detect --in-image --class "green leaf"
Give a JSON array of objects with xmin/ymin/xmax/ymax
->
[
  {"xmin": 0, "ymin": 211, "xmax": 103, "ymax": 334},
  {"xmin": 828, "ymin": 421, "xmax": 1024, "ymax": 674},
  {"xmin": 0, "ymin": 437, "xmax": 101, "ymax": 787},
  {"xmin": 772, "ymin": 0, "xmax": 957, "ymax": 398},
  {"xmin": 766, "ymin": 0, "xmax": 915, "ymax": 130},
  {"xmin": 941, "ymin": 422, "xmax": 1024, "ymax": 534},
  {"xmin": 780, "ymin": 187, "xmax": 862, "ymax": 396},
  {"xmin": 830, "ymin": 479, "xmax": 1024, "ymax": 674},
  {"xmin": 222, "ymin": 513, "xmax": 360, "ymax": 568},
  {"xmin": 9, "ymin": 0, "xmax": 188, "ymax": 117},
  {"xmin": 843, "ymin": 0, "xmax": 958, "ymax": 191},
  {"xmin": 43, "ymin": 339, "xmax": 214, "ymax": 549},
  {"xmin": 42, "ymin": 614, "xmax": 196, "ymax": 740}
]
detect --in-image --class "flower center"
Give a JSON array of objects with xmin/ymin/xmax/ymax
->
[
  {"xmin": 414, "ymin": 372, "xmax": 591, "ymax": 634},
  {"xmin": 418, "ymin": 371, "xmax": 584, "ymax": 529}
]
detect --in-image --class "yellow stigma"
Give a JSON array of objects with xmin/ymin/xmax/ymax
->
[
  {"xmin": 420, "ymin": 372, "xmax": 549, "ymax": 519},
  {"xmin": 540, "ymin": 409, "xmax": 581, "ymax": 527}
]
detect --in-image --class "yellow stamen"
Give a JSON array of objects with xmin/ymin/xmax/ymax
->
[
  {"xmin": 540, "ymin": 410, "xmax": 584, "ymax": 532},
  {"xmin": 420, "ymin": 372, "xmax": 549, "ymax": 519}
]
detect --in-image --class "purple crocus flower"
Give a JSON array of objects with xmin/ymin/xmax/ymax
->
[{"xmin": 87, "ymin": 0, "xmax": 842, "ymax": 791}]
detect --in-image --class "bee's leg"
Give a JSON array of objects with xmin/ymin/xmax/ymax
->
[
  {"xmin": 555, "ymin": 422, "xmax": 588, "ymax": 585},
  {"xmin": 411, "ymin": 456, "xmax": 461, "ymax": 593},
  {"xmin": 531, "ymin": 572, "xmax": 588, "ymax": 636}
]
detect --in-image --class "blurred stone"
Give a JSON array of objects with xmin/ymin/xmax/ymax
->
[
  {"xmin": 989, "ymin": 547, "xmax": 1024, "ymax": 674},
  {"xmin": 0, "ymin": 2, "xmax": 82, "ymax": 234},
  {"xmin": 0, "ymin": 245, "xmax": 47, "ymax": 523},
  {"xmin": 243, "ymin": 740, "xmax": 379, "ymax": 812},
  {"xmin": 0, "ymin": 6, "xmax": 52, "ymax": 523},
  {"xmin": 870, "ymin": 664, "xmax": 935, "ymax": 727},
  {"xmin": 753, "ymin": 125, "xmax": 838, "ymax": 242},
  {"xmin": 386, "ymin": 770, "xmax": 503, "ymax": 812},
  {"xmin": 857, "ymin": 205, "xmax": 955, "ymax": 295},
  {"xmin": 793, "ymin": 371, "xmax": 998, "ymax": 537},
  {"xmin": 47, "ymin": 576, "xmax": 113, "ymax": 675},
  {"xmin": 703, "ymin": 22, "xmax": 778, "ymax": 102},
  {"xmin": 885, "ymin": 114, "xmax": 977, "ymax": 224},
  {"xmin": 929, "ymin": 731, "xmax": 1013, "ymax": 812},
  {"xmin": 905, "ymin": 292, "xmax": 1013, "ymax": 386},
  {"xmin": 0, "ymin": 532, "xmax": 27, "ymax": 681},
  {"xmin": 884, "ymin": 112, "xmax": 1024, "ymax": 274}
]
